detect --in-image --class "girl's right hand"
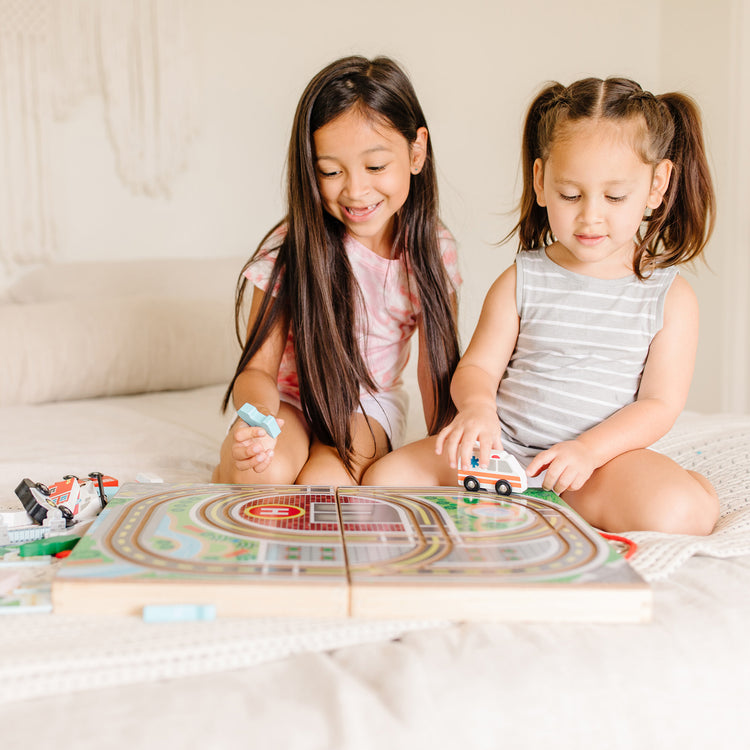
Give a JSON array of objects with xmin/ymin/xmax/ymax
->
[
  {"xmin": 434, "ymin": 405, "xmax": 504, "ymax": 471},
  {"xmin": 230, "ymin": 417, "xmax": 285, "ymax": 474}
]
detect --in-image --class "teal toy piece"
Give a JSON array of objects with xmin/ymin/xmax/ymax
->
[
  {"xmin": 237, "ymin": 403, "xmax": 281, "ymax": 438},
  {"xmin": 142, "ymin": 604, "xmax": 217, "ymax": 623}
]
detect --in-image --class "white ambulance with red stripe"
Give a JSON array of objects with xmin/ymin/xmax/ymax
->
[{"xmin": 457, "ymin": 444, "xmax": 528, "ymax": 495}]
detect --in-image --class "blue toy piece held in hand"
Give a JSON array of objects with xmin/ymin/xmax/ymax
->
[{"xmin": 237, "ymin": 403, "xmax": 281, "ymax": 439}]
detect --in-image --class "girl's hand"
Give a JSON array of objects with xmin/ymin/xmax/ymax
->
[
  {"xmin": 230, "ymin": 417, "xmax": 285, "ymax": 474},
  {"xmin": 434, "ymin": 406, "xmax": 504, "ymax": 471},
  {"xmin": 527, "ymin": 439, "xmax": 596, "ymax": 495}
]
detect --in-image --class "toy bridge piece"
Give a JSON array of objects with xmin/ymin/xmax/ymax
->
[{"xmin": 238, "ymin": 403, "xmax": 281, "ymax": 438}]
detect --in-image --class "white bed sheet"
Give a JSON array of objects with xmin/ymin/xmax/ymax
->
[
  {"xmin": 1, "ymin": 386, "xmax": 749, "ymax": 748},
  {"xmin": 0, "ymin": 385, "xmax": 229, "ymax": 494},
  {"xmin": 1, "ymin": 554, "xmax": 748, "ymax": 749}
]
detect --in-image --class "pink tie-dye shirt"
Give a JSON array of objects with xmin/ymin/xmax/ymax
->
[{"xmin": 244, "ymin": 225, "xmax": 461, "ymax": 410}]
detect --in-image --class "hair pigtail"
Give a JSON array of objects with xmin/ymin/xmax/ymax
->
[{"xmin": 638, "ymin": 93, "xmax": 715, "ymax": 273}]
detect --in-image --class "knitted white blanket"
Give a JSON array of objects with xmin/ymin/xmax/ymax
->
[{"xmin": 627, "ymin": 412, "xmax": 750, "ymax": 581}]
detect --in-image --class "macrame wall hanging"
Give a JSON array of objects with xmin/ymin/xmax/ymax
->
[
  {"xmin": 0, "ymin": 0, "xmax": 195, "ymax": 273},
  {"xmin": 0, "ymin": 0, "xmax": 56, "ymax": 270}
]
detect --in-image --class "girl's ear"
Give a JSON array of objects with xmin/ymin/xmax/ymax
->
[
  {"xmin": 532, "ymin": 158, "xmax": 547, "ymax": 206},
  {"xmin": 646, "ymin": 159, "xmax": 673, "ymax": 209},
  {"xmin": 410, "ymin": 127, "xmax": 429, "ymax": 174}
]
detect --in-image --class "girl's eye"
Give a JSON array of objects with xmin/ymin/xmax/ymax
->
[
  {"xmin": 367, "ymin": 165, "xmax": 386, "ymax": 173},
  {"xmin": 560, "ymin": 194, "xmax": 579, "ymax": 202},
  {"xmin": 318, "ymin": 170, "xmax": 341, "ymax": 179},
  {"xmin": 606, "ymin": 195, "xmax": 627, "ymax": 203}
]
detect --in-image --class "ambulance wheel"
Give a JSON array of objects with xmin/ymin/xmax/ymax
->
[
  {"xmin": 495, "ymin": 480, "xmax": 512, "ymax": 495},
  {"xmin": 463, "ymin": 476, "xmax": 480, "ymax": 492}
]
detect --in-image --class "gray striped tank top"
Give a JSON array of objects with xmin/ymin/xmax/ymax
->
[{"xmin": 497, "ymin": 249, "xmax": 677, "ymax": 459}]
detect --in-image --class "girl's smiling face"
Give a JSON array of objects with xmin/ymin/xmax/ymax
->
[
  {"xmin": 533, "ymin": 118, "xmax": 672, "ymax": 278},
  {"xmin": 313, "ymin": 107, "xmax": 427, "ymax": 258}
]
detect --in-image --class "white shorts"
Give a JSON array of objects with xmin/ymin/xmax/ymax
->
[
  {"xmin": 354, "ymin": 389, "xmax": 409, "ymax": 449},
  {"xmin": 229, "ymin": 389, "xmax": 409, "ymax": 449}
]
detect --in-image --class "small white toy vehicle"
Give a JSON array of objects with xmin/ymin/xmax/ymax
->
[
  {"xmin": 457, "ymin": 444, "xmax": 528, "ymax": 495},
  {"xmin": 15, "ymin": 473, "xmax": 118, "ymax": 527}
]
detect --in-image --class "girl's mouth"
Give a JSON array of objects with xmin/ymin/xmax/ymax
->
[
  {"xmin": 575, "ymin": 234, "xmax": 606, "ymax": 246},
  {"xmin": 343, "ymin": 202, "xmax": 381, "ymax": 220}
]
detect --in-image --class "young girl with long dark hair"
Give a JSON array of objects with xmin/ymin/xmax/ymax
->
[{"xmin": 214, "ymin": 56, "xmax": 460, "ymax": 486}]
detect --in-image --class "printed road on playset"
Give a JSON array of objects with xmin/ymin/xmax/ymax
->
[{"xmin": 52, "ymin": 484, "xmax": 651, "ymax": 622}]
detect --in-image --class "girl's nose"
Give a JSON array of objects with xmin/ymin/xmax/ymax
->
[
  {"xmin": 344, "ymin": 170, "xmax": 369, "ymax": 200},
  {"xmin": 579, "ymin": 197, "xmax": 602, "ymax": 224}
]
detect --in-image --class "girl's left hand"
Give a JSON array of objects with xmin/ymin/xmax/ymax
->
[
  {"xmin": 231, "ymin": 418, "xmax": 285, "ymax": 474},
  {"xmin": 526, "ymin": 439, "xmax": 596, "ymax": 495}
]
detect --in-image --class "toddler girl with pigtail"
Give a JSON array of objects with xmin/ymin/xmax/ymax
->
[{"xmin": 365, "ymin": 77, "xmax": 719, "ymax": 535}]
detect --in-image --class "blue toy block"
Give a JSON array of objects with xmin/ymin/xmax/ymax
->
[
  {"xmin": 237, "ymin": 403, "xmax": 281, "ymax": 438},
  {"xmin": 143, "ymin": 604, "xmax": 216, "ymax": 623}
]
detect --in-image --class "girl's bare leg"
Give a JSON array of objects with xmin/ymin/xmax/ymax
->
[
  {"xmin": 296, "ymin": 413, "xmax": 390, "ymax": 486},
  {"xmin": 212, "ymin": 402, "xmax": 311, "ymax": 484},
  {"xmin": 562, "ymin": 448, "xmax": 719, "ymax": 535},
  {"xmin": 361, "ymin": 435, "xmax": 456, "ymax": 487}
]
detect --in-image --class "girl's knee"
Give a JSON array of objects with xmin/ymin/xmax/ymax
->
[
  {"xmin": 682, "ymin": 473, "xmax": 719, "ymax": 535},
  {"xmin": 361, "ymin": 457, "xmax": 391, "ymax": 486},
  {"xmin": 645, "ymin": 476, "xmax": 718, "ymax": 535},
  {"xmin": 296, "ymin": 461, "xmax": 353, "ymax": 487},
  {"xmin": 362, "ymin": 438, "xmax": 452, "ymax": 487},
  {"xmin": 214, "ymin": 452, "xmax": 299, "ymax": 486},
  {"xmin": 565, "ymin": 463, "xmax": 719, "ymax": 535}
]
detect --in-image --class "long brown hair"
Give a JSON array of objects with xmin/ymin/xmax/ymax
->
[
  {"xmin": 511, "ymin": 77, "xmax": 715, "ymax": 278},
  {"xmin": 223, "ymin": 56, "xmax": 459, "ymax": 471}
]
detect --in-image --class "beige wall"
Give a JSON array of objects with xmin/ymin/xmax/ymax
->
[
  {"xmin": 659, "ymin": 0, "xmax": 750, "ymax": 413},
  {"xmin": 7, "ymin": 0, "xmax": 748, "ymax": 414}
]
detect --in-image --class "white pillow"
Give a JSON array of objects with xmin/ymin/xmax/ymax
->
[
  {"xmin": 0, "ymin": 296, "xmax": 240, "ymax": 406},
  {"xmin": 6, "ymin": 256, "xmax": 245, "ymax": 302},
  {"xmin": 1, "ymin": 257, "xmax": 246, "ymax": 406}
]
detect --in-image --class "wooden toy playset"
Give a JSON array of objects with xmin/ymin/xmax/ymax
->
[{"xmin": 52, "ymin": 483, "xmax": 651, "ymax": 622}]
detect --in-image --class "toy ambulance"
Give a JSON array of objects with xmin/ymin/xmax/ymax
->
[
  {"xmin": 46, "ymin": 474, "xmax": 118, "ymax": 521},
  {"xmin": 457, "ymin": 444, "xmax": 528, "ymax": 495},
  {"xmin": 15, "ymin": 473, "xmax": 118, "ymax": 527}
]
